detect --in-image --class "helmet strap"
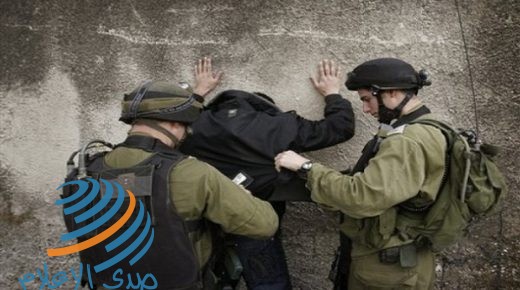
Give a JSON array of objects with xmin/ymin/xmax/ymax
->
[
  {"xmin": 138, "ymin": 119, "xmax": 180, "ymax": 148},
  {"xmin": 177, "ymin": 125, "xmax": 193, "ymax": 147},
  {"xmin": 376, "ymin": 91, "xmax": 414, "ymax": 124},
  {"xmin": 125, "ymin": 81, "xmax": 152, "ymax": 120}
]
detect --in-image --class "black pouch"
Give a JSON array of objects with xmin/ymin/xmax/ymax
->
[
  {"xmin": 378, "ymin": 244, "xmax": 417, "ymax": 268},
  {"xmin": 94, "ymin": 164, "xmax": 156, "ymax": 232},
  {"xmin": 378, "ymin": 247, "xmax": 400, "ymax": 264},
  {"xmin": 399, "ymin": 244, "xmax": 417, "ymax": 268}
]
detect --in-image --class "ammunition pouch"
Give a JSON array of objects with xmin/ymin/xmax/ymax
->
[
  {"xmin": 210, "ymin": 233, "xmax": 243, "ymax": 290},
  {"xmin": 340, "ymin": 208, "xmax": 399, "ymax": 250},
  {"xmin": 378, "ymin": 244, "xmax": 417, "ymax": 268},
  {"xmin": 224, "ymin": 248, "xmax": 243, "ymax": 281}
]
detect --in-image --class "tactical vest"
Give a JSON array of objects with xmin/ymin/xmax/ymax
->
[{"xmin": 62, "ymin": 136, "xmax": 204, "ymax": 290}]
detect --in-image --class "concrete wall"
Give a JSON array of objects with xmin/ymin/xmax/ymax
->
[{"xmin": 1, "ymin": 0, "xmax": 518, "ymax": 289}]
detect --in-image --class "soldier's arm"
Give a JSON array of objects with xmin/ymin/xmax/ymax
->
[
  {"xmin": 170, "ymin": 158, "xmax": 278, "ymax": 239},
  {"xmin": 276, "ymin": 134, "xmax": 437, "ymax": 218},
  {"xmin": 307, "ymin": 135, "xmax": 431, "ymax": 218}
]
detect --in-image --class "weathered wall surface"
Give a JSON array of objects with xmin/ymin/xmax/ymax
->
[{"xmin": 1, "ymin": 0, "xmax": 518, "ymax": 289}]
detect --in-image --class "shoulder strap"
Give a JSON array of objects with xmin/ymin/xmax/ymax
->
[
  {"xmin": 408, "ymin": 119, "xmax": 457, "ymax": 148},
  {"xmin": 409, "ymin": 118, "xmax": 472, "ymax": 202},
  {"xmin": 392, "ymin": 106, "xmax": 431, "ymax": 128},
  {"xmin": 351, "ymin": 106, "xmax": 432, "ymax": 174},
  {"xmin": 145, "ymin": 152, "xmax": 206, "ymax": 236}
]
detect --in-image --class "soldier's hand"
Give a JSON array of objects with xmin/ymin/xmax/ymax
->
[
  {"xmin": 310, "ymin": 59, "xmax": 342, "ymax": 97},
  {"xmin": 193, "ymin": 57, "xmax": 223, "ymax": 97},
  {"xmin": 274, "ymin": 150, "xmax": 310, "ymax": 172}
]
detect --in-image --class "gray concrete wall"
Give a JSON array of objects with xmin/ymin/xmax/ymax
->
[{"xmin": 1, "ymin": 0, "xmax": 518, "ymax": 289}]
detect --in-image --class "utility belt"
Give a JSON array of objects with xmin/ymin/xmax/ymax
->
[{"xmin": 377, "ymin": 243, "xmax": 421, "ymax": 268}]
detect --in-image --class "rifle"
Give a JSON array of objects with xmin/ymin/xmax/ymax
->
[{"xmin": 329, "ymin": 232, "xmax": 351, "ymax": 290}]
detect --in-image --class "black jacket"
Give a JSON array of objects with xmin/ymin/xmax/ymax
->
[{"xmin": 181, "ymin": 90, "xmax": 355, "ymax": 199}]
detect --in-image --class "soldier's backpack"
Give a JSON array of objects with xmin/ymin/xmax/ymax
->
[{"xmin": 398, "ymin": 119, "xmax": 508, "ymax": 252}]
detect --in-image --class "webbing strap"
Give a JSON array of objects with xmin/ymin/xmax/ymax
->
[
  {"xmin": 409, "ymin": 119, "xmax": 472, "ymax": 202},
  {"xmin": 392, "ymin": 105, "xmax": 431, "ymax": 128},
  {"xmin": 137, "ymin": 119, "xmax": 180, "ymax": 148},
  {"xmin": 121, "ymin": 135, "xmax": 175, "ymax": 154},
  {"xmin": 351, "ymin": 106, "xmax": 431, "ymax": 174},
  {"xmin": 139, "ymin": 95, "xmax": 197, "ymax": 115},
  {"xmin": 125, "ymin": 80, "xmax": 152, "ymax": 120}
]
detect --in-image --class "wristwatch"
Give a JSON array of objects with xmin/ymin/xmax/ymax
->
[{"xmin": 298, "ymin": 161, "xmax": 313, "ymax": 173}]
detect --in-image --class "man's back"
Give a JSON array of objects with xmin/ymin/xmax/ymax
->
[
  {"xmin": 181, "ymin": 89, "xmax": 355, "ymax": 199},
  {"xmin": 182, "ymin": 61, "xmax": 355, "ymax": 290}
]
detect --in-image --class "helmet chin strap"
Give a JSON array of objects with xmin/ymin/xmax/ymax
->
[
  {"xmin": 375, "ymin": 91, "xmax": 414, "ymax": 124},
  {"xmin": 177, "ymin": 125, "xmax": 193, "ymax": 147},
  {"xmin": 138, "ymin": 119, "xmax": 180, "ymax": 148}
]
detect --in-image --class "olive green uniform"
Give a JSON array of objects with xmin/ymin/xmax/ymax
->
[
  {"xmin": 104, "ymin": 133, "xmax": 279, "ymax": 270},
  {"xmin": 307, "ymin": 114, "xmax": 446, "ymax": 289}
]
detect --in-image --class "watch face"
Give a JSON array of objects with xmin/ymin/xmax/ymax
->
[{"xmin": 302, "ymin": 162, "xmax": 312, "ymax": 171}]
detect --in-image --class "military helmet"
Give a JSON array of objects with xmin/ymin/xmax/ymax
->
[
  {"xmin": 345, "ymin": 58, "xmax": 431, "ymax": 91},
  {"xmin": 120, "ymin": 81, "xmax": 204, "ymax": 125}
]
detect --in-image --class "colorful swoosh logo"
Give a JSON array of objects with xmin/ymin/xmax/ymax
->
[{"xmin": 47, "ymin": 179, "xmax": 155, "ymax": 273}]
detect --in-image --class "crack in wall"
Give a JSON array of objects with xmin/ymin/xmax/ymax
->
[
  {"xmin": 166, "ymin": 5, "xmax": 236, "ymax": 14},
  {"xmin": 3, "ymin": 24, "xmax": 54, "ymax": 31},
  {"xmin": 96, "ymin": 25, "xmax": 229, "ymax": 46},
  {"xmin": 257, "ymin": 28, "xmax": 450, "ymax": 46}
]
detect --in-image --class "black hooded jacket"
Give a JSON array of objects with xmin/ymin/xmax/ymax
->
[{"xmin": 181, "ymin": 90, "xmax": 355, "ymax": 199}]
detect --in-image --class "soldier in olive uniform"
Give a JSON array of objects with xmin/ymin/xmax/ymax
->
[
  {"xmin": 275, "ymin": 58, "xmax": 444, "ymax": 290},
  {"xmin": 89, "ymin": 58, "xmax": 278, "ymax": 290}
]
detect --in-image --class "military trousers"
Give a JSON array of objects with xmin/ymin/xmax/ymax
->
[{"xmin": 347, "ymin": 246, "xmax": 435, "ymax": 290}]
